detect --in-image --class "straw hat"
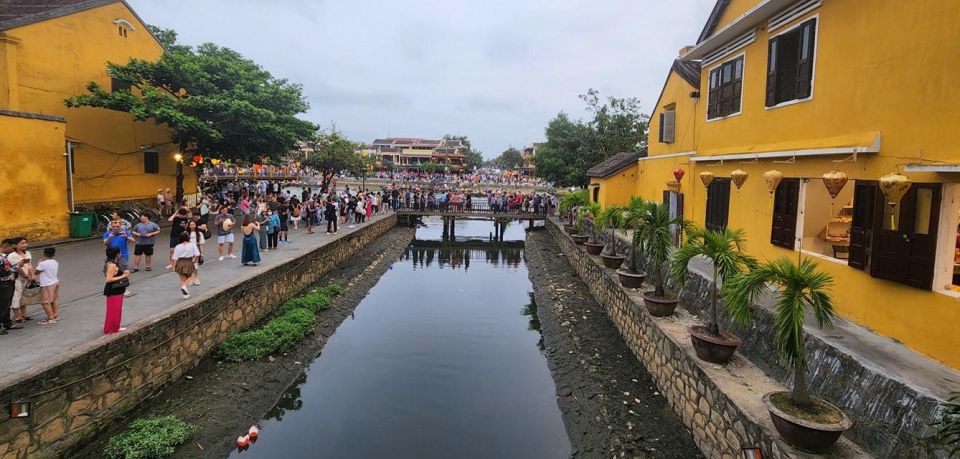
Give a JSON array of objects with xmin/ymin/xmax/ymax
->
[{"xmin": 222, "ymin": 218, "xmax": 235, "ymax": 231}]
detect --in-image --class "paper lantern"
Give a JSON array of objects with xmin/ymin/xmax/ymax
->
[
  {"xmin": 763, "ymin": 170, "xmax": 784, "ymax": 194},
  {"xmin": 699, "ymin": 171, "xmax": 714, "ymax": 188},
  {"xmin": 237, "ymin": 435, "xmax": 249, "ymax": 448},
  {"xmin": 822, "ymin": 170, "xmax": 848, "ymax": 199},
  {"xmin": 673, "ymin": 167, "xmax": 685, "ymax": 183},
  {"xmin": 731, "ymin": 169, "xmax": 749, "ymax": 190},
  {"xmin": 879, "ymin": 172, "xmax": 912, "ymax": 230},
  {"xmin": 248, "ymin": 426, "xmax": 259, "ymax": 439}
]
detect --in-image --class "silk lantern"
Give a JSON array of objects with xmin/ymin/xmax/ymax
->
[
  {"xmin": 673, "ymin": 167, "xmax": 685, "ymax": 183},
  {"xmin": 730, "ymin": 169, "xmax": 749, "ymax": 190},
  {"xmin": 822, "ymin": 170, "xmax": 848, "ymax": 199},
  {"xmin": 879, "ymin": 172, "xmax": 912, "ymax": 230},
  {"xmin": 763, "ymin": 170, "xmax": 784, "ymax": 195},
  {"xmin": 699, "ymin": 171, "xmax": 714, "ymax": 188}
]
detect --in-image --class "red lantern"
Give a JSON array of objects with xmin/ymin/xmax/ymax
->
[
  {"xmin": 248, "ymin": 426, "xmax": 259, "ymax": 439},
  {"xmin": 673, "ymin": 167, "xmax": 685, "ymax": 183},
  {"xmin": 237, "ymin": 435, "xmax": 249, "ymax": 448}
]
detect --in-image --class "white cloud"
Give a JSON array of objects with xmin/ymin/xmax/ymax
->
[{"xmin": 128, "ymin": 0, "xmax": 716, "ymax": 157}]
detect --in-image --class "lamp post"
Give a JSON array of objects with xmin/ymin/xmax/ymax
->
[{"xmin": 174, "ymin": 153, "xmax": 184, "ymax": 205}]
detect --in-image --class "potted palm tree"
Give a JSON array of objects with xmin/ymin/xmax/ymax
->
[
  {"xmin": 571, "ymin": 205, "xmax": 591, "ymax": 245},
  {"xmin": 638, "ymin": 202, "xmax": 685, "ymax": 317},
  {"xmin": 725, "ymin": 257, "xmax": 852, "ymax": 453},
  {"xmin": 558, "ymin": 190, "xmax": 588, "ymax": 234},
  {"xmin": 671, "ymin": 225, "xmax": 756, "ymax": 364},
  {"xmin": 598, "ymin": 205, "xmax": 626, "ymax": 268},
  {"xmin": 617, "ymin": 197, "xmax": 649, "ymax": 288},
  {"xmin": 581, "ymin": 203, "xmax": 605, "ymax": 255}
]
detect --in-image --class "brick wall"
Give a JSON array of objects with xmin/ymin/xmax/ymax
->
[{"xmin": 0, "ymin": 215, "xmax": 396, "ymax": 458}]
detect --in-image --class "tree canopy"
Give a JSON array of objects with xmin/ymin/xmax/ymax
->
[
  {"xmin": 492, "ymin": 147, "xmax": 523, "ymax": 169},
  {"xmin": 65, "ymin": 26, "xmax": 316, "ymax": 162},
  {"xmin": 443, "ymin": 134, "xmax": 485, "ymax": 170},
  {"xmin": 302, "ymin": 131, "xmax": 362, "ymax": 193},
  {"xmin": 534, "ymin": 89, "xmax": 649, "ymax": 187}
]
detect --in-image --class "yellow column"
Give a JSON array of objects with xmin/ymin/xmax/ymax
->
[{"xmin": 0, "ymin": 33, "xmax": 21, "ymax": 111}]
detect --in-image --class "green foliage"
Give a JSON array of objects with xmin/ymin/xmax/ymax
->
[
  {"xmin": 671, "ymin": 226, "xmax": 757, "ymax": 336},
  {"xmin": 302, "ymin": 131, "xmax": 363, "ymax": 192},
  {"xmin": 534, "ymin": 89, "xmax": 649, "ymax": 187},
  {"xmin": 576, "ymin": 202, "xmax": 601, "ymax": 237},
  {"xmin": 938, "ymin": 391, "xmax": 960, "ymax": 456},
  {"xmin": 557, "ymin": 189, "xmax": 589, "ymax": 216},
  {"xmin": 596, "ymin": 205, "xmax": 625, "ymax": 255},
  {"xmin": 104, "ymin": 415, "xmax": 193, "ymax": 459},
  {"xmin": 493, "ymin": 147, "xmax": 524, "ymax": 169},
  {"xmin": 637, "ymin": 201, "xmax": 686, "ymax": 297},
  {"xmin": 724, "ymin": 257, "xmax": 835, "ymax": 405},
  {"xmin": 65, "ymin": 27, "xmax": 316, "ymax": 162},
  {"xmin": 622, "ymin": 196, "xmax": 652, "ymax": 273},
  {"xmin": 219, "ymin": 284, "xmax": 341, "ymax": 362}
]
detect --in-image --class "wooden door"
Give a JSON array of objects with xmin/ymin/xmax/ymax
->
[
  {"xmin": 770, "ymin": 179, "xmax": 799, "ymax": 249},
  {"xmin": 870, "ymin": 183, "xmax": 941, "ymax": 289}
]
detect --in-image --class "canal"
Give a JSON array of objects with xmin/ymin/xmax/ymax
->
[{"xmin": 231, "ymin": 217, "xmax": 569, "ymax": 458}]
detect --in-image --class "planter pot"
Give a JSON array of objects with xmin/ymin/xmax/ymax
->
[
  {"xmin": 688, "ymin": 325, "xmax": 740, "ymax": 364},
  {"xmin": 642, "ymin": 292, "xmax": 679, "ymax": 317},
  {"xmin": 616, "ymin": 270, "xmax": 646, "ymax": 288},
  {"xmin": 584, "ymin": 242, "xmax": 604, "ymax": 255},
  {"xmin": 564, "ymin": 224, "xmax": 577, "ymax": 234},
  {"xmin": 600, "ymin": 254, "xmax": 625, "ymax": 269},
  {"xmin": 763, "ymin": 392, "xmax": 853, "ymax": 453},
  {"xmin": 571, "ymin": 234, "xmax": 589, "ymax": 245}
]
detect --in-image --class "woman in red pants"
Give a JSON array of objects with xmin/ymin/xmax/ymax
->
[{"xmin": 103, "ymin": 247, "xmax": 130, "ymax": 333}]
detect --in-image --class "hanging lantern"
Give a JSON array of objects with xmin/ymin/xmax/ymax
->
[
  {"xmin": 763, "ymin": 170, "xmax": 784, "ymax": 195},
  {"xmin": 673, "ymin": 167, "xmax": 686, "ymax": 183},
  {"xmin": 730, "ymin": 169, "xmax": 749, "ymax": 190},
  {"xmin": 879, "ymin": 172, "xmax": 912, "ymax": 230},
  {"xmin": 822, "ymin": 170, "xmax": 848, "ymax": 199},
  {"xmin": 699, "ymin": 171, "xmax": 714, "ymax": 188}
]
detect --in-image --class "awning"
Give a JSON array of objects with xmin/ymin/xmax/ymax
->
[
  {"xmin": 903, "ymin": 164, "xmax": 960, "ymax": 173},
  {"xmin": 691, "ymin": 132, "xmax": 881, "ymax": 163}
]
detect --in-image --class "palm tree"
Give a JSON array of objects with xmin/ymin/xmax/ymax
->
[
  {"xmin": 638, "ymin": 201, "xmax": 686, "ymax": 298},
  {"xmin": 577, "ymin": 203, "xmax": 601, "ymax": 242},
  {"xmin": 725, "ymin": 257, "xmax": 835, "ymax": 406},
  {"xmin": 558, "ymin": 190, "xmax": 588, "ymax": 223},
  {"xmin": 595, "ymin": 205, "xmax": 625, "ymax": 255},
  {"xmin": 621, "ymin": 197, "xmax": 652, "ymax": 274},
  {"xmin": 671, "ymin": 226, "xmax": 757, "ymax": 336}
]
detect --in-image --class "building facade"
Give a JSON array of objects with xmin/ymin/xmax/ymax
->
[
  {"xmin": 520, "ymin": 142, "xmax": 541, "ymax": 177},
  {"xmin": 365, "ymin": 137, "xmax": 467, "ymax": 171},
  {"xmin": 636, "ymin": 0, "xmax": 960, "ymax": 370},
  {"xmin": 0, "ymin": 0, "xmax": 197, "ymax": 240}
]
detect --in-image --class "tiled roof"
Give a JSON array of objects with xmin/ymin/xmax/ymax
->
[
  {"xmin": 0, "ymin": 0, "xmax": 115, "ymax": 31},
  {"xmin": 672, "ymin": 60, "xmax": 702, "ymax": 88},
  {"xmin": 585, "ymin": 152, "xmax": 641, "ymax": 178}
]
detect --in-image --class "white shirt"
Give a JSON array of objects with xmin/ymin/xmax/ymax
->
[
  {"xmin": 35, "ymin": 259, "xmax": 59, "ymax": 287},
  {"xmin": 172, "ymin": 242, "xmax": 200, "ymax": 260},
  {"xmin": 189, "ymin": 231, "xmax": 205, "ymax": 246}
]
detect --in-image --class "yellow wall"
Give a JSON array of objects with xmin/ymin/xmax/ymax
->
[
  {"xmin": 589, "ymin": 164, "xmax": 638, "ymax": 208},
  {"xmin": 648, "ymin": 72, "xmax": 700, "ymax": 157},
  {"xmin": 631, "ymin": 0, "xmax": 960, "ymax": 369},
  {"xmin": 0, "ymin": 114, "xmax": 69, "ymax": 240},
  {"xmin": 1, "ymin": 1, "xmax": 196, "ymax": 204}
]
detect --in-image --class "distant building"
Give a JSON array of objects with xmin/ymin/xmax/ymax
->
[
  {"xmin": 520, "ymin": 143, "xmax": 542, "ymax": 176},
  {"xmin": 363, "ymin": 137, "xmax": 468, "ymax": 171}
]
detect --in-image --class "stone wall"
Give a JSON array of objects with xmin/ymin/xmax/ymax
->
[
  {"xmin": 547, "ymin": 219, "xmax": 867, "ymax": 459},
  {"xmin": 0, "ymin": 215, "xmax": 396, "ymax": 458}
]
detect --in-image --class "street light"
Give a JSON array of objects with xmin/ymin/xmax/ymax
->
[{"xmin": 174, "ymin": 152, "xmax": 184, "ymax": 205}]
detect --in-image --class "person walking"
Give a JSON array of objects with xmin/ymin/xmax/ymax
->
[
  {"xmin": 34, "ymin": 247, "xmax": 60, "ymax": 324},
  {"xmin": 278, "ymin": 198, "xmax": 291, "ymax": 243},
  {"xmin": 0, "ymin": 240, "xmax": 24, "ymax": 334},
  {"xmin": 186, "ymin": 220, "xmax": 205, "ymax": 286},
  {"xmin": 214, "ymin": 206, "xmax": 237, "ymax": 261},
  {"xmin": 172, "ymin": 232, "xmax": 200, "ymax": 299},
  {"xmin": 240, "ymin": 215, "xmax": 261, "ymax": 266},
  {"xmin": 267, "ymin": 210, "xmax": 280, "ymax": 250},
  {"xmin": 166, "ymin": 207, "xmax": 191, "ymax": 269},
  {"xmin": 8, "ymin": 237, "xmax": 33, "ymax": 323},
  {"xmin": 131, "ymin": 214, "xmax": 160, "ymax": 272},
  {"xmin": 102, "ymin": 247, "xmax": 129, "ymax": 334},
  {"xmin": 325, "ymin": 198, "xmax": 338, "ymax": 234},
  {"xmin": 256, "ymin": 209, "xmax": 270, "ymax": 252}
]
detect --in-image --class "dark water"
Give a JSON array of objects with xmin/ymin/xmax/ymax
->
[{"xmin": 230, "ymin": 218, "xmax": 569, "ymax": 458}]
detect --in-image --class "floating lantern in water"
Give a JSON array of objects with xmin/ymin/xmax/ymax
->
[
  {"xmin": 237, "ymin": 435, "xmax": 249, "ymax": 448},
  {"xmin": 248, "ymin": 426, "xmax": 259, "ymax": 439},
  {"xmin": 699, "ymin": 171, "xmax": 714, "ymax": 188},
  {"xmin": 730, "ymin": 169, "xmax": 749, "ymax": 190}
]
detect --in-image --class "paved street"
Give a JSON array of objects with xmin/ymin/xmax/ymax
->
[{"xmin": 0, "ymin": 213, "xmax": 392, "ymax": 383}]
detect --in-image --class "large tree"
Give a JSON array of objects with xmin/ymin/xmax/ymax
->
[
  {"xmin": 302, "ymin": 131, "xmax": 363, "ymax": 193},
  {"xmin": 534, "ymin": 89, "xmax": 649, "ymax": 187},
  {"xmin": 65, "ymin": 27, "xmax": 316, "ymax": 162},
  {"xmin": 494, "ymin": 147, "xmax": 524, "ymax": 169}
]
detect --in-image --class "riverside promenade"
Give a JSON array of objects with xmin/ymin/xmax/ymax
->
[{"xmin": 0, "ymin": 212, "xmax": 393, "ymax": 382}]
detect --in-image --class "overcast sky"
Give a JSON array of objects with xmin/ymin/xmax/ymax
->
[{"xmin": 128, "ymin": 0, "xmax": 715, "ymax": 158}]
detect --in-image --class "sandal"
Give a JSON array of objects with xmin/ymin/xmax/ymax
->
[
  {"xmin": 131, "ymin": 268, "xmax": 140, "ymax": 273},
  {"xmin": 39, "ymin": 320, "xmax": 55, "ymax": 325},
  {"xmin": 23, "ymin": 316, "xmax": 32, "ymax": 321},
  {"xmin": 145, "ymin": 267, "xmax": 152, "ymax": 271}
]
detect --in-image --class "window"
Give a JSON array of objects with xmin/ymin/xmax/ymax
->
[
  {"xmin": 659, "ymin": 106, "xmax": 676, "ymax": 143},
  {"xmin": 144, "ymin": 151, "xmax": 159, "ymax": 174},
  {"xmin": 708, "ymin": 56, "xmax": 743, "ymax": 119},
  {"xmin": 705, "ymin": 178, "xmax": 730, "ymax": 231},
  {"xmin": 118, "ymin": 26, "xmax": 128, "ymax": 37},
  {"xmin": 111, "ymin": 77, "xmax": 131, "ymax": 92},
  {"xmin": 766, "ymin": 18, "xmax": 816, "ymax": 106},
  {"xmin": 771, "ymin": 179, "xmax": 800, "ymax": 249},
  {"xmin": 592, "ymin": 186, "xmax": 600, "ymax": 204}
]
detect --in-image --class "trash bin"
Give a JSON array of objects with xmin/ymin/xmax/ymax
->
[{"xmin": 69, "ymin": 212, "xmax": 96, "ymax": 238}]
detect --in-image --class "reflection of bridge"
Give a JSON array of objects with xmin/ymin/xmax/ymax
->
[{"xmin": 403, "ymin": 240, "xmax": 524, "ymax": 270}]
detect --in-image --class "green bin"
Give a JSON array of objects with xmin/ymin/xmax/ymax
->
[{"xmin": 69, "ymin": 212, "xmax": 96, "ymax": 238}]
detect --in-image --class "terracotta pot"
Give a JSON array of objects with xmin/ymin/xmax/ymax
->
[
  {"xmin": 571, "ymin": 234, "xmax": 589, "ymax": 245},
  {"xmin": 642, "ymin": 292, "xmax": 679, "ymax": 317},
  {"xmin": 616, "ymin": 269, "xmax": 645, "ymax": 288},
  {"xmin": 600, "ymin": 254, "xmax": 625, "ymax": 269},
  {"xmin": 584, "ymin": 242, "xmax": 604, "ymax": 255},
  {"xmin": 688, "ymin": 325, "xmax": 740, "ymax": 364},
  {"xmin": 763, "ymin": 392, "xmax": 853, "ymax": 453}
]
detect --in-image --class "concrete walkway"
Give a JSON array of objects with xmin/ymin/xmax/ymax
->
[{"xmin": 0, "ymin": 212, "xmax": 394, "ymax": 380}]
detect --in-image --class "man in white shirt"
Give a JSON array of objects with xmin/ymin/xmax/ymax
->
[{"xmin": 34, "ymin": 247, "xmax": 60, "ymax": 324}]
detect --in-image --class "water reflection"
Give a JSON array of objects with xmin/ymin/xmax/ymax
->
[
  {"xmin": 402, "ymin": 242, "xmax": 524, "ymax": 270},
  {"xmin": 521, "ymin": 292, "xmax": 545, "ymax": 352}
]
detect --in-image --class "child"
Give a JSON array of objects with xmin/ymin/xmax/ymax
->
[{"xmin": 34, "ymin": 247, "xmax": 60, "ymax": 324}]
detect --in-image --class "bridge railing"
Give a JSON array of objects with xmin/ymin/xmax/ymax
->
[{"xmin": 392, "ymin": 199, "xmax": 552, "ymax": 216}]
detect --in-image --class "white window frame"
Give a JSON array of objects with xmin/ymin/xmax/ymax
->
[
  {"xmin": 705, "ymin": 52, "xmax": 746, "ymax": 123},
  {"xmin": 933, "ymin": 183, "xmax": 960, "ymax": 298},
  {"xmin": 793, "ymin": 178, "xmax": 851, "ymax": 266},
  {"xmin": 764, "ymin": 14, "xmax": 820, "ymax": 111}
]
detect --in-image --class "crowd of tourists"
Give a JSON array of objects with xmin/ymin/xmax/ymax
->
[{"xmin": 370, "ymin": 170, "xmax": 552, "ymax": 188}]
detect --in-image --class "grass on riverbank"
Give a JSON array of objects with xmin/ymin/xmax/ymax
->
[
  {"xmin": 218, "ymin": 284, "xmax": 342, "ymax": 362},
  {"xmin": 104, "ymin": 415, "xmax": 193, "ymax": 459}
]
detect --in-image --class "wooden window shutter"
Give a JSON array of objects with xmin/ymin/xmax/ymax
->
[
  {"xmin": 706, "ymin": 179, "xmax": 731, "ymax": 231},
  {"xmin": 796, "ymin": 19, "xmax": 816, "ymax": 99},
  {"xmin": 663, "ymin": 110, "xmax": 675, "ymax": 143},
  {"xmin": 708, "ymin": 69, "xmax": 720, "ymax": 118},
  {"xmin": 766, "ymin": 37, "xmax": 779, "ymax": 106},
  {"xmin": 658, "ymin": 112, "xmax": 665, "ymax": 143},
  {"xmin": 848, "ymin": 181, "xmax": 877, "ymax": 270},
  {"xmin": 143, "ymin": 151, "xmax": 159, "ymax": 174},
  {"xmin": 770, "ymin": 179, "xmax": 799, "ymax": 249}
]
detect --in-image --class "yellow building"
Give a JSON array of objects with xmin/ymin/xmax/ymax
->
[
  {"xmin": 0, "ymin": 0, "xmax": 196, "ymax": 240},
  {"xmin": 637, "ymin": 0, "xmax": 960, "ymax": 370},
  {"xmin": 587, "ymin": 152, "xmax": 640, "ymax": 208}
]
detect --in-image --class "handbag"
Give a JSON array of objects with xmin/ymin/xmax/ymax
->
[
  {"xmin": 198, "ymin": 254, "xmax": 205, "ymax": 266},
  {"xmin": 113, "ymin": 277, "xmax": 130, "ymax": 289}
]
